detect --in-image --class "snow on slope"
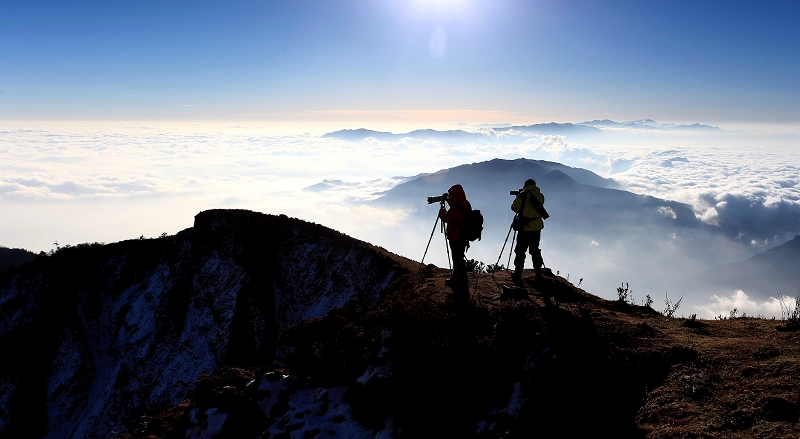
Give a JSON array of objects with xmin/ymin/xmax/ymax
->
[{"xmin": 0, "ymin": 209, "xmax": 406, "ymax": 439}]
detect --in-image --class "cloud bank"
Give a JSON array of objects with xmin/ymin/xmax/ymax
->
[{"xmin": 2, "ymin": 121, "xmax": 799, "ymax": 317}]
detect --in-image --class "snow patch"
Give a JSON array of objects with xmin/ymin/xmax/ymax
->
[
  {"xmin": 186, "ymin": 407, "xmax": 228, "ymax": 439},
  {"xmin": 356, "ymin": 363, "xmax": 393, "ymax": 386},
  {"xmin": 273, "ymin": 232, "xmax": 398, "ymax": 330},
  {"xmin": 507, "ymin": 382, "xmax": 525, "ymax": 417},
  {"xmin": 258, "ymin": 373, "xmax": 380, "ymax": 439},
  {"xmin": 0, "ymin": 376, "xmax": 15, "ymax": 433}
]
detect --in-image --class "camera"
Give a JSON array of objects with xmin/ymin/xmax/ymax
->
[
  {"xmin": 510, "ymin": 189, "xmax": 526, "ymax": 196},
  {"xmin": 427, "ymin": 193, "xmax": 449, "ymax": 204}
]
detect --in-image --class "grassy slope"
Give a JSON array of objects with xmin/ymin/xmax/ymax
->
[{"xmin": 120, "ymin": 262, "xmax": 800, "ymax": 439}]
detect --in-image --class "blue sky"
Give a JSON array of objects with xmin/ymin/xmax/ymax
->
[{"xmin": 2, "ymin": 0, "xmax": 799, "ymax": 123}]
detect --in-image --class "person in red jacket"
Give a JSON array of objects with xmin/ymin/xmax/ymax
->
[{"xmin": 438, "ymin": 184, "xmax": 471, "ymax": 299}]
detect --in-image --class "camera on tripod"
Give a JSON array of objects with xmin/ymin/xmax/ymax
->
[
  {"xmin": 427, "ymin": 193, "xmax": 449, "ymax": 204},
  {"xmin": 510, "ymin": 189, "xmax": 526, "ymax": 196}
]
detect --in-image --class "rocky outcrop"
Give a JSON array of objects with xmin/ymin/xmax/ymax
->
[{"xmin": 0, "ymin": 210, "xmax": 407, "ymax": 439}]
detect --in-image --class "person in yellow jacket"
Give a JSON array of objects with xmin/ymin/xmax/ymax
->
[{"xmin": 510, "ymin": 179, "xmax": 545, "ymax": 285}]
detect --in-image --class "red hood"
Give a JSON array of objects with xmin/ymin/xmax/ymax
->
[{"xmin": 447, "ymin": 184, "xmax": 467, "ymax": 207}]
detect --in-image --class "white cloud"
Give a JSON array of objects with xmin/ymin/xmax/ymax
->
[
  {"xmin": 657, "ymin": 206, "xmax": 677, "ymax": 219},
  {"xmin": 1, "ymin": 120, "xmax": 799, "ymax": 264},
  {"xmin": 700, "ymin": 207, "xmax": 719, "ymax": 225},
  {"xmin": 694, "ymin": 290, "xmax": 783, "ymax": 319}
]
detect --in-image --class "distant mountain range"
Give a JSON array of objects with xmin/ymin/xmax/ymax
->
[
  {"xmin": 352, "ymin": 157, "xmax": 795, "ymax": 302},
  {"xmin": 721, "ymin": 235, "xmax": 800, "ymax": 298},
  {"xmin": 579, "ymin": 119, "xmax": 721, "ymax": 131},
  {"xmin": 322, "ymin": 128, "xmax": 485, "ymax": 142},
  {"xmin": 322, "ymin": 120, "xmax": 721, "ymax": 141},
  {"xmin": 371, "ymin": 158, "xmax": 702, "ymax": 235}
]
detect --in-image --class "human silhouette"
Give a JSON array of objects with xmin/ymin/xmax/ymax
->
[
  {"xmin": 511, "ymin": 179, "xmax": 546, "ymax": 285},
  {"xmin": 439, "ymin": 184, "xmax": 471, "ymax": 300}
]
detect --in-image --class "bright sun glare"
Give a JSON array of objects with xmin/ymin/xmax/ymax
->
[{"xmin": 412, "ymin": 0, "xmax": 470, "ymax": 9}]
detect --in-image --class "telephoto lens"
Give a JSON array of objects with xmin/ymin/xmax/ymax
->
[{"xmin": 427, "ymin": 193, "xmax": 449, "ymax": 204}]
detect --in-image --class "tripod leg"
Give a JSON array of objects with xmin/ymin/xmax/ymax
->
[
  {"xmin": 444, "ymin": 230, "xmax": 452, "ymax": 271},
  {"xmin": 494, "ymin": 223, "xmax": 513, "ymax": 268},
  {"xmin": 507, "ymin": 230, "xmax": 516, "ymax": 272},
  {"xmin": 417, "ymin": 215, "xmax": 440, "ymax": 276},
  {"xmin": 491, "ymin": 223, "xmax": 514, "ymax": 287}
]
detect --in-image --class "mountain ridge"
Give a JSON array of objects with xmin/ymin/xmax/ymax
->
[
  {"xmin": 719, "ymin": 234, "xmax": 800, "ymax": 297},
  {"xmin": 0, "ymin": 247, "xmax": 36, "ymax": 272},
  {"xmin": 0, "ymin": 210, "xmax": 411, "ymax": 439},
  {"xmin": 118, "ymin": 245, "xmax": 800, "ymax": 439},
  {"xmin": 321, "ymin": 120, "xmax": 722, "ymax": 141},
  {"xmin": 2, "ymin": 210, "xmax": 799, "ymax": 438}
]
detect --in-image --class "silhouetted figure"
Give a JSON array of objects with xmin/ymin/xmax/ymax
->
[
  {"xmin": 439, "ymin": 184, "xmax": 471, "ymax": 301},
  {"xmin": 511, "ymin": 179, "xmax": 545, "ymax": 285}
]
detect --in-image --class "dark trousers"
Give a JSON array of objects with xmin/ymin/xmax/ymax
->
[
  {"xmin": 514, "ymin": 231, "xmax": 542, "ymax": 272},
  {"xmin": 449, "ymin": 239, "xmax": 469, "ymax": 291}
]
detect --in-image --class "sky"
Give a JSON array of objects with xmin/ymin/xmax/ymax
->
[
  {"xmin": 2, "ymin": 1, "xmax": 800, "ymax": 317},
  {"xmin": 2, "ymin": 0, "xmax": 800, "ymax": 127}
]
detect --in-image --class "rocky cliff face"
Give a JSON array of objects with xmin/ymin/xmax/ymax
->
[{"xmin": 0, "ymin": 210, "xmax": 407, "ymax": 439}]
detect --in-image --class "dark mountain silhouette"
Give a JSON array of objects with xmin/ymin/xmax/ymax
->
[
  {"xmin": 322, "ymin": 128, "xmax": 483, "ymax": 142},
  {"xmin": 579, "ymin": 119, "xmax": 721, "ymax": 131},
  {"xmin": 373, "ymin": 158, "xmax": 702, "ymax": 235},
  {"xmin": 720, "ymin": 235, "xmax": 800, "ymax": 296},
  {"xmin": 580, "ymin": 118, "xmax": 625, "ymax": 127},
  {"xmin": 322, "ymin": 123, "xmax": 602, "ymax": 142},
  {"xmin": 495, "ymin": 122, "xmax": 602, "ymax": 135},
  {"xmin": 669, "ymin": 122, "xmax": 721, "ymax": 131},
  {"xmin": 365, "ymin": 157, "xmax": 782, "ymax": 304},
  {"xmin": 0, "ymin": 247, "xmax": 36, "ymax": 272},
  {"xmin": 2, "ymin": 210, "xmax": 799, "ymax": 438},
  {"xmin": 377, "ymin": 157, "xmax": 618, "ymax": 192},
  {"xmin": 322, "ymin": 121, "xmax": 719, "ymax": 143},
  {"xmin": 0, "ymin": 210, "xmax": 410, "ymax": 439}
]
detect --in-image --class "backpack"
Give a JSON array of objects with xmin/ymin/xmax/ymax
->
[
  {"xmin": 456, "ymin": 204, "xmax": 484, "ymax": 242},
  {"xmin": 512, "ymin": 190, "xmax": 549, "ymax": 231}
]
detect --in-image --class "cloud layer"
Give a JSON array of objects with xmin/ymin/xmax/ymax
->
[{"xmin": 2, "ymin": 121, "xmax": 799, "ymax": 317}]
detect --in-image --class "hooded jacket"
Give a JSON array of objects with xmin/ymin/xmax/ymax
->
[
  {"xmin": 439, "ymin": 184, "xmax": 472, "ymax": 240},
  {"xmin": 511, "ymin": 183, "xmax": 545, "ymax": 232}
]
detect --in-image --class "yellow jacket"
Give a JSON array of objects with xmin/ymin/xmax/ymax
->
[{"xmin": 511, "ymin": 183, "xmax": 545, "ymax": 232}]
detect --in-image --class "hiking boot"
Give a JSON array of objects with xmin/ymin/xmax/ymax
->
[
  {"xmin": 511, "ymin": 270, "xmax": 523, "ymax": 287},
  {"xmin": 453, "ymin": 290, "xmax": 469, "ymax": 305}
]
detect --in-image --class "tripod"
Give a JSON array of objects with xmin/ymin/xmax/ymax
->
[
  {"xmin": 490, "ymin": 220, "xmax": 517, "ymax": 288},
  {"xmin": 416, "ymin": 201, "xmax": 452, "ymax": 277},
  {"xmin": 491, "ymin": 216, "xmax": 548, "ymax": 288}
]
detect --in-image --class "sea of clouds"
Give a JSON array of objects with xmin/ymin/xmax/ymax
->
[{"xmin": 2, "ymin": 121, "xmax": 799, "ymax": 317}]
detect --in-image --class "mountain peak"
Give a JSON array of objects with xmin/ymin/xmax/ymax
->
[{"xmin": 0, "ymin": 210, "xmax": 411, "ymax": 439}]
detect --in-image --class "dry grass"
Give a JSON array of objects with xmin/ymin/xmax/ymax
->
[
  {"xmin": 634, "ymin": 318, "xmax": 800, "ymax": 438},
  {"xmin": 119, "ymin": 264, "xmax": 800, "ymax": 438}
]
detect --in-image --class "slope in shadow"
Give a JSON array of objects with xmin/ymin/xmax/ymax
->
[{"xmin": 0, "ymin": 210, "xmax": 409, "ymax": 439}]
